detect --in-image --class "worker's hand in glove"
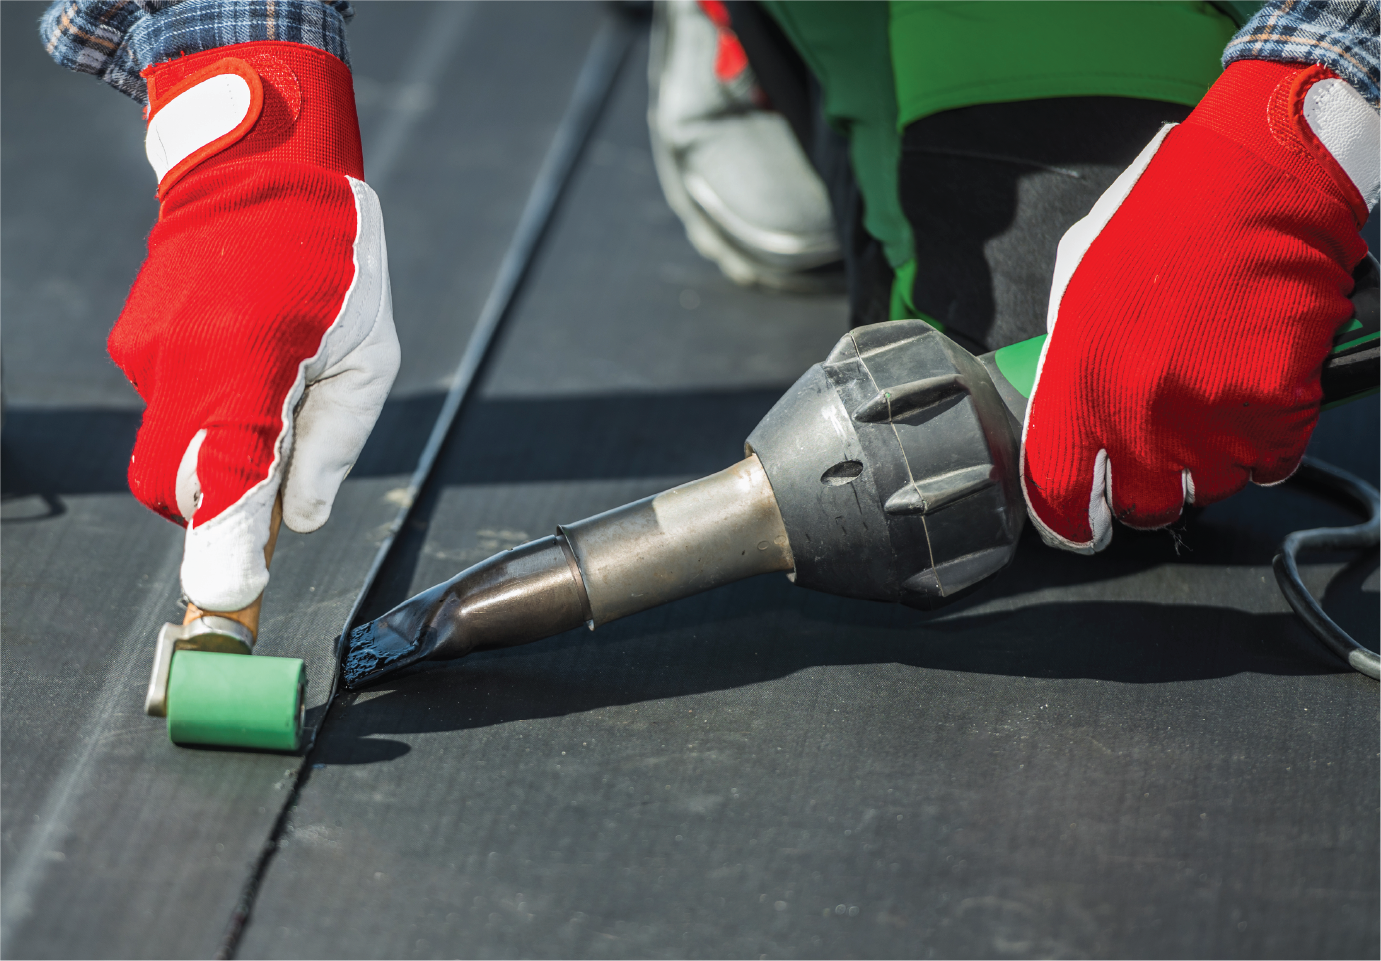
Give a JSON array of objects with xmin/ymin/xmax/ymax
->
[
  {"xmin": 1021, "ymin": 59, "xmax": 1378, "ymax": 553},
  {"xmin": 109, "ymin": 42, "xmax": 399, "ymax": 610}
]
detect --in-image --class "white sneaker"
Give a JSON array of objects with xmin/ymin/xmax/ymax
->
[{"xmin": 648, "ymin": 0, "xmax": 841, "ymax": 291}]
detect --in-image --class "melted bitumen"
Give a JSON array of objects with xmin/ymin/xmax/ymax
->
[{"xmin": 342, "ymin": 620, "xmax": 419, "ymax": 689}]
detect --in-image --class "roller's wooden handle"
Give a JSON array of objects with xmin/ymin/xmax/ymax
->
[{"xmin": 182, "ymin": 496, "xmax": 283, "ymax": 640}]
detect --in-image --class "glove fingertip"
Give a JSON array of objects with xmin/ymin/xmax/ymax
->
[
  {"xmin": 1107, "ymin": 460, "xmax": 1190, "ymax": 531},
  {"xmin": 1021, "ymin": 442, "xmax": 1112, "ymax": 554},
  {"xmin": 1250, "ymin": 451, "xmax": 1306, "ymax": 488},
  {"xmin": 280, "ymin": 433, "xmax": 347, "ymax": 534},
  {"xmin": 182, "ymin": 521, "xmax": 271, "ymax": 611},
  {"xmin": 280, "ymin": 491, "xmax": 330, "ymax": 533},
  {"xmin": 180, "ymin": 469, "xmax": 280, "ymax": 611}
]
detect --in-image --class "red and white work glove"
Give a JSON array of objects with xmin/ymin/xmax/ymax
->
[
  {"xmin": 110, "ymin": 42, "xmax": 399, "ymax": 609},
  {"xmin": 1022, "ymin": 60, "xmax": 1379, "ymax": 552}
]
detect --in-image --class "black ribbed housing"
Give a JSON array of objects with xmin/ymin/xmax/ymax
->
[{"xmin": 745, "ymin": 320, "xmax": 1025, "ymax": 609}]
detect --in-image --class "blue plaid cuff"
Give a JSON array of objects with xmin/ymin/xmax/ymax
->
[
  {"xmin": 40, "ymin": 0, "xmax": 353, "ymax": 104},
  {"xmin": 1223, "ymin": 0, "xmax": 1380, "ymax": 105}
]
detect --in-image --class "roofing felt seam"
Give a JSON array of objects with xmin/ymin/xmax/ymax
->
[{"xmin": 213, "ymin": 17, "xmax": 636, "ymax": 959}]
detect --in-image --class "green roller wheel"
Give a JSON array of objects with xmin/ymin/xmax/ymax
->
[{"xmin": 166, "ymin": 650, "xmax": 306, "ymax": 751}]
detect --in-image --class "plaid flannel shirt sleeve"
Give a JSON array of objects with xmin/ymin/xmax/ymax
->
[
  {"xmin": 39, "ymin": 0, "xmax": 353, "ymax": 104},
  {"xmin": 1223, "ymin": 0, "xmax": 1380, "ymax": 105}
]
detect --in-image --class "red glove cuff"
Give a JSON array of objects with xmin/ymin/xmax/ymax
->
[
  {"xmin": 143, "ymin": 41, "xmax": 364, "ymax": 200},
  {"xmin": 1187, "ymin": 60, "xmax": 1369, "ymax": 228}
]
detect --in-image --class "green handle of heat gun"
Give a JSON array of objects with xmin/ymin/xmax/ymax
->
[{"xmin": 977, "ymin": 276, "xmax": 1381, "ymax": 414}]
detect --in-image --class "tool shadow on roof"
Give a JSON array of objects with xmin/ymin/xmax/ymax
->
[{"xmin": 309, "ymin": 591, "xmax": 1348, "ymax": 765}]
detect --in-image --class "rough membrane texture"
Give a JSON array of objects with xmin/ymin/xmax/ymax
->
[{"xmin": 246, "ymin": 24, "xmax": 1378, "ymax": 961}]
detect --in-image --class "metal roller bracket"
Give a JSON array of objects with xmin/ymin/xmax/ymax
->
[{"xmin": 144, "ymin": 616, "xmax": 256, "ymax": 717}]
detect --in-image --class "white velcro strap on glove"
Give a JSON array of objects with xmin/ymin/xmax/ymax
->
[
  {"xmin": 146, "ymin": 73, "xmax": 255, "ymax": 185},
  {"xmin": 1303, "ymin": 79, "xmax": 1381, "ymax": 211}
]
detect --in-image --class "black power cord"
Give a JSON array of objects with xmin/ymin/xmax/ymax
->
[{"xmin": 1273, "ymin": 458, "xmax": 1380, "ymax": 679}]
